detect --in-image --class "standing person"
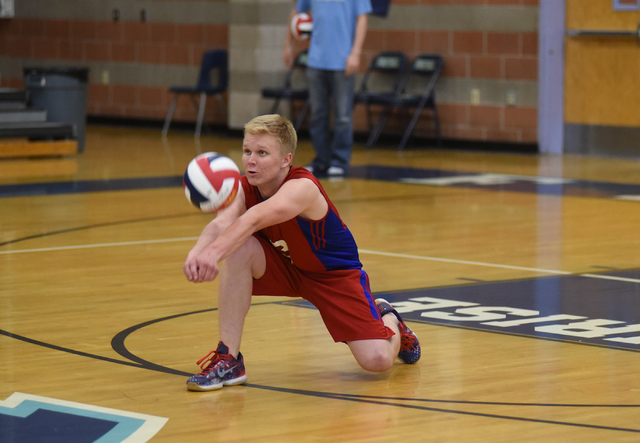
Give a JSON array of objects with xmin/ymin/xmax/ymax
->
[
  {"xmin": 183, "ymin": 114, "xmax": 420, "ymax": 391},
  {"xmin": 283, "ymin": 0, "xmax": 371, "ymax": 177}
]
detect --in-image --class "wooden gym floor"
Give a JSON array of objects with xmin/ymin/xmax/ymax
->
[{"xmin": 2, "ymin": 125, "xmax": 640, "ymax": 442}]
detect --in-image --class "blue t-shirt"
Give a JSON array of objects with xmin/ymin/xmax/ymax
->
[{"xmin": 296, "ymin": 0, "xmax": 372, "ymax": 71}]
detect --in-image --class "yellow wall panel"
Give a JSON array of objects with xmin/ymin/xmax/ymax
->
[
  {"xmin": 565, "ymin": 38, "xmax": 640, "ymax": 126},
  {"xmin": 565, "ymin": 0, "xmax": 640, "ymax": 126},
  {"xmin": 567, "ymin": 0, "xmax": 640, "ymax": 29}
]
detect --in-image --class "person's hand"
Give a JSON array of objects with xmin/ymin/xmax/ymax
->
[
  {"xmin": 183, "ymin": 251, "xmax": 220, "ymax": 283},
  {"xmin": 345, "ymin": 52, "xmax": 360, "ymax": 77}
]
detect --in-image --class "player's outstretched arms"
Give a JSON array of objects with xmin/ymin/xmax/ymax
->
[{"xmin": 183, "ymin": 188, "xmax": 246, "ymax": 282}]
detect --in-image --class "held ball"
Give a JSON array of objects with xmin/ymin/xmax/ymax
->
[
  {"xmin": 291, "ymin": 12, "xmax": 313, "ymax": 40},
  {"xmin": 183, "ymin": 152, "xmax": 241, "ymax": 213}
]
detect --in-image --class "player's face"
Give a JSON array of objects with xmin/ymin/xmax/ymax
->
[{"xmin": 242, "ymin": 133, "xmax": 291, "ymax": 189}]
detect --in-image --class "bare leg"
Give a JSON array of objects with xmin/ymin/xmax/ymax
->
[
  {"xmin": 346, "ymin": 313, "xmax": 401, "ymax": 372},
  {"xmin": 217, "ymin": 236, "xmax": 266, "ymax": 358}
]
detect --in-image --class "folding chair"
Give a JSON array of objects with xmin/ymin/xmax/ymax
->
[
  {"xmin": 162, "ymin": 49, "xmax": 228, "ymax": 138},
  {"xmin": 261, "ymin": 49, "xmax": 309, "ymax": 131},
  {"xmin": 353, "ymin": 51, "xmax": 409, "ymax": 147},
  {"xmin": 394, "ymin": 54, "xmax": 444, "ymax": 151}
]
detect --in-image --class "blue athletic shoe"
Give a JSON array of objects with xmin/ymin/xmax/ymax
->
[
  {"xmin": 186, "ymin": 342, "xmax": 247, "ymax": 391},
  {"xmin": 376, "ymin": 299, "xmax": 421, "ymax": 364}
]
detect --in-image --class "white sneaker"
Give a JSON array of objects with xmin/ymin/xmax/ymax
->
[
  {"xmin": 304, "ymin": 165, "xmax": 314, "ymax": 174},
  {"xmin": 327, "ymin": 166, "xmax": 345, "ymax": 176}
]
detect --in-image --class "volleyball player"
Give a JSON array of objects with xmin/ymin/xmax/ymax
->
[{"xmin": 183, "ymin": 114, "xmax": 420, "ymax": 391}]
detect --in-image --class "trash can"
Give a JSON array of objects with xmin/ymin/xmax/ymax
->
[{"xmin": 23, "ymin": 67, "xmax": 89, "ymax": 152}]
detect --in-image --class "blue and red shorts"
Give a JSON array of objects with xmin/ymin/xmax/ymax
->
[{"xmin": 252, "ymin": 235, "xmax": 395, "ymax": 343}]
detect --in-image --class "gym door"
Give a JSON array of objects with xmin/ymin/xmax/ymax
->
[{"xmin": 564, "ymin": 0, "xmax": 640, "ymax": 155}]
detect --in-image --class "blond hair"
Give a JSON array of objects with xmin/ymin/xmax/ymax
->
[{"xmin": 244, "ymin": 114, "xmax": 297, "ymax": 155}]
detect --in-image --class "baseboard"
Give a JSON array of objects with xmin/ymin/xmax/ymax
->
[{"xmin": 86, "ymin": 115, "xmax": 539, "ymax": 154}]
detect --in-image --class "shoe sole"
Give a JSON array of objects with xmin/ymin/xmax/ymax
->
[{"xmin": 186, "ymin": 374, "xmax": 248, "ymax": 392}]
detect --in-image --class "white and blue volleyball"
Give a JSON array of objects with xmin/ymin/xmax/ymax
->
[{"xmin": 183, "ymin": 152, "xmax": 241, "ymax": 213}]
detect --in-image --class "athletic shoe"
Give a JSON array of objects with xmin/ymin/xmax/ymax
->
[
  {"xmin": 186, "ymin": 342, "xmax": 247, "ymax": 391},
  {"xmin": 327, "ymin": 165, "xmax": 346, "ymax": 177},
  {"xmin": 304, "ymin": 163, "xmax": 327, "ymax": 175},
  {"xmin": 375, "ymin": 298, "xmax": 421, "ymax": 364}
]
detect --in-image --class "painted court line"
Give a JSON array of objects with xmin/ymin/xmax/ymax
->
[
  {"xmin": 0, "ymin": 237, "xmax": 199, "ymax": 255},
  {"xmin": 579, "ymin": 273, "xmax": 640, "ymax": 284},
  {"xmin": 359, "ymin": 249, "xmax": 640, "ymax": 284},
  {"xmin": 1, "ymin": 237, "xmax": 639, "ymax": 284},
  {"xmin": 0, "ymin": 392, "xmax": 167, "ymax": 443},
  {"xmin": 358, "ymin": 249, "xmax": 571, "ymax": 276}
]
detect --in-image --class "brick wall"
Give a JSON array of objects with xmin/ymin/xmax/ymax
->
[
  {"xmin": 358, "ymin": 0, "xmax": 539, "ymax": 144},
  {"xmin": 0, "ymin": 0, "xmax": 539, "ymax": 146},
  {"xmin": 0, "ymin": 1, "xmax": 228, "ymax": 124}
]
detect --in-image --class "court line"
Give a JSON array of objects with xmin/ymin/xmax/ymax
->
[
  {"xmin": 6, "ymin": 304, "xmax": 640, "ymax": 412},
  {"xmin": 358, "ymin": 249, "xmax": 640, "ymax": 283},
  {"xmin": 580, "ymin": 273, "xmax": 640, "ymax": 283},
  {"xmin": 0, "ymin": 237, "xmax": 199, "ymax": 255},
  {"xmin": 335, "ymin": 392, "xmax": 640, "ymax": 408},
  {"xmin": 5, "ymin": 305, "xmax": 640, "ymax": 434},
  {"xmin": 0, "ymin": 212, "xmax": 198, "ymax": 248},
  {"xmin": 359, "ymin": 249, "xmax": 571, "ymax": 275},
  {"xmin": 251, "ymin": 385, "xmax": 640, "ymax": 434},
  {"xmin": 2, "ymin": 237, "xmax": 639, "ymax": 284},
  {"xmin": 0, "ymin": 329, "xmax": 142, "ymax": 369}
]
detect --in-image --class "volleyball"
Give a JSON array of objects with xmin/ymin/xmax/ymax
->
[
  {"xmin": 183, "ymin": 152, "xmax": 241, "ymax": 213},
  {"xmin": 291, "ymin": 12, "xmax": 313, "ymax": 40}
]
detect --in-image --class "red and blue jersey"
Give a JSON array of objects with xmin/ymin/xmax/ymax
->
[{"xmin": 241, "ymin": 166, "xmax": 362, "ymax": 273}]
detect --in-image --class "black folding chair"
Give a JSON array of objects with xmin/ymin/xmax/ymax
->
[
  {"xmin": 353, "ymin": 51, "xmax": 409, "ymax": 147},
  {"xmin": 366, "ymin": 54, "xmax": 444, "ymax": 151},
  {"xmin": 393, "ymin": 54, "xmax": 444, "ymax": 151},
  {"xmin": 162, "ymin": 49, "xmax": 228, "ymax": 138},
  {"xmin": 261, "ymin": 49, "xmax": 309, "ymax": 131}
]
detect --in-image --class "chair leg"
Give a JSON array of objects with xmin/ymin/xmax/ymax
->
[
  {"xmin": 399, "ymin": 104, "xmax": 428, "ymax": 152},
  {"xmin": 433, "ymin": 107, "xmax": 442, "ymax": 148},
  {"xmin": 295, "ymin": 100, "xmax": 310, "ymax": 131},
  {"xmin": 162, "ymin": 95, "xmax": 178, "ymax": 137},
  {"xmin": 270, "ymin": 99, "xmax": 281, "ymax": 115},
  {"xmin": 365, "ymin": 104, "xmax": 373, "ymax": 132},
  {"xmin": 215, "ymin": 94, "xmax": 227, "ymax": 118},
  {"xmin": 366, "ymin": 105, "xmax": 392, "ymax": 148},
  {"xmin": 196, "ymin": 92, "xmax": 207, "ymax": 138}
]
